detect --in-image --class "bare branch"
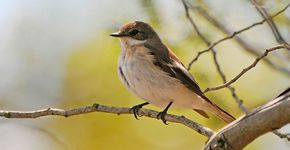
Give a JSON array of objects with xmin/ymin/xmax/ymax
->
[
  {"xmin": 0, "ymin": 103, "xmax": 214, "ymax": 137},
  {"xmin": 226, "ymin": 86, "xmax": 250, "ymax": 114},
  {"xmin": 204, "ymin": 44, "xmax": 289, "ymax": 92},
  {"xmin": 249, "ymin": 1, "xmax": 290, "ymax": 74},
  {"xmin": 212, "ymin": 49, "xmax": 249, "ymax": 114},
  {"xmin": 187, "ymin": 1, "xmax": 290, "ymax": 66},
  {"xmin": 250, "ymin": 0, "xmax": 288, "ymax": 44},
  {"xmin": 187, "ymin": 1, "xmax": 290, "ymax": 75},
  {"xmin": 204, "ymin": 88, "xmax": 290, "ymax": 150},
  {"xmin": 182, "ymin": 0, "xmax": 249, "ymax": 114},
  {"xmin": 182, "ymin": 0, "xmax": 210, "ymax": 46}
]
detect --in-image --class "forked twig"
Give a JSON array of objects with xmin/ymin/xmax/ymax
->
[{"xmin": 205, "ymin": 45, "xmax": 288, "ymax": 92}]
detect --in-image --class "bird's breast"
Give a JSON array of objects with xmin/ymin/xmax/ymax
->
[{"xmin": 118, "ymin": 46, "xmax": 181, "ymax": 105}]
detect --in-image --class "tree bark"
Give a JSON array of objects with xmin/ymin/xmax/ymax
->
[{"xmin": 204, "ymin": 89, "xmax": 290, "ymax": 150}]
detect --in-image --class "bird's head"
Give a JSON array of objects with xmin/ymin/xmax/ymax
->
[{"xmin": 110, "ymin": 21, "xmax": 160, "ymax": 47}]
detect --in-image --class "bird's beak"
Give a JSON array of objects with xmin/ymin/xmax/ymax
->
[{"xmin": 110, "ymin": 31, "xmax": 126, "ymax": 37}]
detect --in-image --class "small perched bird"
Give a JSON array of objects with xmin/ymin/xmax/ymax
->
[{"xmin": 110, "ymin": 21, "xmax": 235, "ymax": 124}]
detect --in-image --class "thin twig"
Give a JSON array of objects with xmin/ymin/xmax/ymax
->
[
  {"xmin": 195, "ymin": 0, "xmax": 290, "ymax": 75},
  {"xmin": 182, "ymin": 0, "xmax": 210, "ymax": 46},
  {"xmin": 0, "ymin": 103, "xmax": 214, "ymax": 137},
  {"xmin": 182, "ymin": 0, "xmax": 249, "ymax": 114},
  {"xmin": 204, "ymin": 44, "xmax": 288, "ymax": 92},
  {"xmin": 250, "ymin": 0, "xmax": 288, "ymax": 45},
  {"xmin": 227, "ymin": 86, "xmax": 250, "ymax": 114},
  {"xmin": 187, "ymin": 2, "xmax": 290, "ymax": 69}
]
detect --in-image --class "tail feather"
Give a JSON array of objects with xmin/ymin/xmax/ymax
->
[
  {"xmin": 193, "ymin": 109, "xmax": 210, "ymax": 118},
  {"xmin": 211, "ymin": 104, "xmax": 235, "ymax": 123}
]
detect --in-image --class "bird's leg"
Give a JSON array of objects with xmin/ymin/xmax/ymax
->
[
  {"xmin": 130, "ymin": 102, "xmax": 149, "ymax": 120},
  {"xmin": 157, "ymin": 102, "xmax": 173, "ymax": 125}
]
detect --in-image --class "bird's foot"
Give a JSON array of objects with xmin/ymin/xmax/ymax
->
[
  {"xmin": 157, "ymin": 111, "xmax": 168, "ymax": 125},
  {"xmin": 157, "ymin": 102, "xmax": 173, "ymax": 125},
  {"xmin": 129, "ymin": 102, "xmax": 149, "ymax": 120}
]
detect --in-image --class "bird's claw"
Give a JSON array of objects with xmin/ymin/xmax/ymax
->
[
  {"xmin": 130, "ymin": 105, "xmax": 143, "ymax": 120},
  {"xmin": 157, "ymin": 111, "xmax": 168, "ymax": 125},
  {"xmin": 157, "ymin": 102, "xmax": 173, "ymax": 125},
  {"xmin": 129, "ymin": 102, "xmax": 149, "ymax": 120}
]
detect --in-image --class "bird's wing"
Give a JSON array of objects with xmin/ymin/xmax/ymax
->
[
  {"xmin": 144, "ymin": 44, "xmax": 211, "ymax": 102},
  {"xmin": 168, "ymin": 54, "xmax": 212, "ymax": 102},
  {"xmin": 145, "ymin": 44, "xmax": 236, "ymax": 121}
]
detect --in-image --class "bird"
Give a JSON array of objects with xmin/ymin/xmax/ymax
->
[{"xmin": 110, "ymin": 21, "xmax": 235, "ymax": 124}]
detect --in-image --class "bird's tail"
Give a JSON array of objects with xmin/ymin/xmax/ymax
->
[{"xmin": 210, "ymin": 103, "xmax": 235, "ymax": 123}]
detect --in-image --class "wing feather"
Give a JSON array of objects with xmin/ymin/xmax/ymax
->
[{"xmin": 144, "ymin": 44, "xmax": 211, "ymax": 103}]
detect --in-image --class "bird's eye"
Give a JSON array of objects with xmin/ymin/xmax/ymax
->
[{"xmin": 129, "ymin": 29, "xmax": 139, "ymax": 36}]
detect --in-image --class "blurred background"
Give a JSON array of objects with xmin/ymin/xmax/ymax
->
[{"xmin": 0, "ymin": 0, "xmax": 289, "ymax": 149}]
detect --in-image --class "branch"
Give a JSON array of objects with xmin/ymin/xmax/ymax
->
[
  {"xmin": 204, "ymin": 44, "xmax": 289, "ymax": 92},
  {"xmin": 187, "ymin": 1, "xmax": 290, "ymax": 75},
  {"xmin": 0, "ymin": 103, "xmax": 214, "ymax": 137},
  {"xmin": 182, "ymin": 0, "xmax": 249, "ymax": 114},
  {"xmin": 249, "ymin": 0, "xmax": 290, "ymax": 68},
  {"xmin": 250, "ymin": 0, "xmax": 288, "ymax": 45},
  {"xmin": 187, "ymin": 1, "xmax": 290, "ymax": 66},
  {"xmin": 182, "ymin": 0, "xmax": 210, "ymax": 46},
  {"xmin": 204, "ymin": 88, "xmax": 290, "ymax": 150}
]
